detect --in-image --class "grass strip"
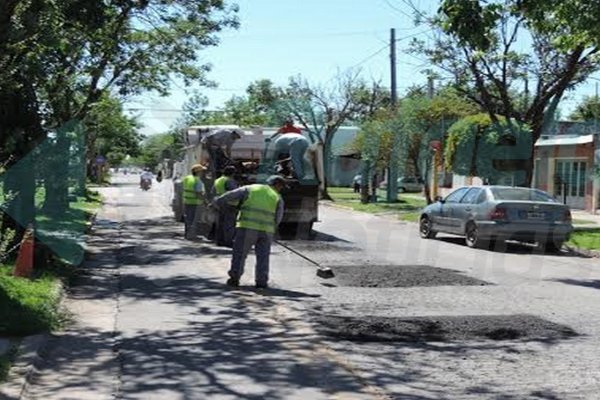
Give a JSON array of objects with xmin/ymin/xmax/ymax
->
[
  {"xmin": 0, "ymin": 265, "xmax": 63, "ymax": 336},
  {"xmin": 328, "ymin": 187, "xmax": 426, "ymax": 221},
  {"xmin": 567, "ymin": 229, "xmax": 600, "ymax": 251}
]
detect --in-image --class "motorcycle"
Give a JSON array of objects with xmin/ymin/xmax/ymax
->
[{"xmin": 140, "ymin": 178, "xmax": 152, "ymax": 191}]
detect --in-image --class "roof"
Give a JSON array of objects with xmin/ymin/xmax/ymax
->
[{"xmin": 535, "ymin": 134, "xmax": 594, "ymax": 147}]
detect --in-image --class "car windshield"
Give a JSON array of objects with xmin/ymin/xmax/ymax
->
[{"xmin": 490, "ymin": 187, "xmax": 557, "ymax": 202}]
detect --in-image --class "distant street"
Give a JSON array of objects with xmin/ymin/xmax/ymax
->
[{"xmin": 21, "ymin": 175, "xmax": 600, "ymax": 399}]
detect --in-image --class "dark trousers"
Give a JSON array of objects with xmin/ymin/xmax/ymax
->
[
  {"xmin": 229, "ymin": 228, "xmax": 272, "ymax": 286},
  {"xmin": 216, "ymin": 206, "xmax": 237, "ymax": 247},
  {"xmin": 184, "ymin": 204, "xmax": 199, "ymax": 239}
]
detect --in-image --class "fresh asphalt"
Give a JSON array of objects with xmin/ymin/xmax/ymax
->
[{"xmin": 15, "ymin": 175, "xmax": 600, "ymax": 399}]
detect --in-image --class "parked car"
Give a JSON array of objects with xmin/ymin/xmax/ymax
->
[
  {"xmin": 379, "ymin": 176, "xmax": 423, "ymax": 192},
  {"xmin": 418, "ymin": 186, "xmax": 573, "ymax": 252}
]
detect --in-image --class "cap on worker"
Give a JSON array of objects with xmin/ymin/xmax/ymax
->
[
  {"xmin": 266, "ymin": 175, "xmax": 288, "ymax": 187},
  {"xmin": 191, "ymin": 164, "xmax": 206, "ymax": 172}
]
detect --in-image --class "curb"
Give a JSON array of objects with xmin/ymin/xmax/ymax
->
[
  {"xmin": 565, "ymin": 245, "xmax": 600, "ymax": 258},
  {"xmin": 0, "ymin": 334, "xmax": 49, "ymax": 400}
]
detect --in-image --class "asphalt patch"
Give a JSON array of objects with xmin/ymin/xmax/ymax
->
[
  {"xmin": 316, "ymin": 314, "xmax": 578, "ymax": 342},
  {"xmin": 278, "ymin": 240, "xmax": 357, "ymax": 252},
  {"xmin": 332, "ymin": 264, "xmax": 489, "ymax": 288}
]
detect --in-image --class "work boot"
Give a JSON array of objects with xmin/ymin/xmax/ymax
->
[
  {"xmin": 226, "ymin": 277, "xmax": 239, "ymax": 287},
  {"xmin": 255, "ymin": 282, "xmax": 268, "ymax": 289}
]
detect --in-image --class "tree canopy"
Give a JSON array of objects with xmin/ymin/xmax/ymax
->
[{"xmin": 414, "ymin": 0, "xmax": 600, "ymax": 185}]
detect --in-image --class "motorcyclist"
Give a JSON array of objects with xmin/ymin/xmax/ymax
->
[{"xmin": 140, "ymin": 168, "xmax": 154, "ymax": 189}]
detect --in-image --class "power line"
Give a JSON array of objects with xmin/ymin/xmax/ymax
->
[
  {"xmin": 383, "ymin": 0, "xmax": 414, "ymax": 20},
  {"xmin": 350, "ymin": 29, "xmax": 433, "ymax": 69}
]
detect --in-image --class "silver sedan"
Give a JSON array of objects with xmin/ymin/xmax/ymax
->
[{"xmin": 419, "ymin": 186, "xmax": 573, "ymax": 252}]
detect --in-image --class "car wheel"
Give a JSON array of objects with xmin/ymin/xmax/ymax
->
[
  {"xmin": 543, "ymin": 239, "xmax": 564, "ymax": 254},
  {"xmin": 465, "ymin": 222, "xmax": 485, "ymax": 248},
  {"xmin": 419, "ymin": 216, "xmax": 437, "ymax": 239}
]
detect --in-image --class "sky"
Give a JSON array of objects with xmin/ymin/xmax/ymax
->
[{"xmin": 127, "ymin": 0, "xmax": 600, "ymax": 136}]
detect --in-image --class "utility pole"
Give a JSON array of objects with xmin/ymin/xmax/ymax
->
[
  {"xmin": 386, "ymin": 28, "xmax": 399, "ymax": 202},
  {"xmin": 428, "ymin": 76, "xmax": 440, "ymax": 200}
]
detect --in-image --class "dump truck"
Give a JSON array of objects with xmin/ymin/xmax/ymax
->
[{"xmin": 171, "ymin": 125, "xmax": 324, "ymax": 237}]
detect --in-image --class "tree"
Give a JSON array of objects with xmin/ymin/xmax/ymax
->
[
  {"xmin": 393, "ymin": 90, "xmax": 477, "ymax": 203},
  {"xmin": 413, "ymin": 0, "xmax": 600, "ymax": 186},
  {"xmin": 279, "ymin": 71, "xmax": 390, "ymax": 199},
  {"xmin": 355, "ymin": 89, "xmax": 476, "ymax": 203},
  {"xmin": 39, "ymin": 0, "xmax": 239, "ymax": 212},
  {"xmin": 85, "ymin": 95, "xmax": 141, "ymax": 169},
  {"xmin": 136, "ymin": 133, "xmax": 183, "ymax": 171},
  {"xmin": 1, "ymin": 0, "xmax": 237, "ymax": 245},
  {"xmin": 180, "ymin": 80, "xmax": 286, "ymax": 127},
  {"xmin": 570, "ymin": 96, "xmax": 600, "ymax": 122},
  {"xmin": 445, "ymin": 114, "xmax": 532, "ymax": 185}
]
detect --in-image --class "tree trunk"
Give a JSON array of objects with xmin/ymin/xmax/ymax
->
[
  {"xmin": 0, "ymin": 81, "xmax": 45, "ymax": 248},
  {"xmin": 43, "ymin": 121, "xmax": 75, "ymax": 215},
  {"xmin": 412, "ymin": 155, "xmax": 432, "ymax": 204},
  {"xmin": 42, "ymin": 137, "xmax": 71, "ymax": 214},
  {"xmin": 320, "ymin": 132, "xmax": 335, "ymax": 201},
  {"xmin": 360, "ymin": 161, "xmax": 371, "ymax": 204}
]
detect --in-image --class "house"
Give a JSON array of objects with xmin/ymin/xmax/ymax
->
[{"xmin": 533, "ymin": 133, "xmax": 598, "ymax": 211}]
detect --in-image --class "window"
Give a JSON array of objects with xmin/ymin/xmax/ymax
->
[
  {"xmin": 460, "ymin": 188, "xmax": 482, "ymax": 204},
  {"xmin": 490, "ymin": 187, "xmax": 556, "ymax": 202},
  {"xmin": 445, "ymin": 187, "xmax": 469, "ymax": 203},
  {"xmin": 476, "ymin": 190, "xmax": 488, "ymax": 204},
  {"xmin": 554, "ymin": 160, "xmax": 587, "ymax": 198}
]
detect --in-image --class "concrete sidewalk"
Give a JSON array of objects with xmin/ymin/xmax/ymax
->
[{"xmin": 571, "ymin": 209, "xmax": 600, "ymax": 229}]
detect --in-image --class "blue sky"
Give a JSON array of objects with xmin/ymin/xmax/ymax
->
[{"xmin": 128, "ymin": 0, "xmax": 600, "ymax": 136}]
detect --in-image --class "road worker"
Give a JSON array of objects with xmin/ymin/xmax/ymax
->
[
  {"xmin": 201, "ymin": 128, "xmax": 243, "ymax": 177},
  {"xmin": 213, "ymin": 175, "xmax": 286, "ymax": 289},
  {"xmin": 212, "ymin": 165, "xmax": 239, "ymax": 247},
  {"xmin": 265, "ymin": 133, "xmax": 310, "ymax": 179},
  {"xmin": 182, "ymin": 164, "xmax": 206, "ymax": 240},
  {"xmin": 276, "ymin": 116, "xmax": 302, "ymax": 134}
]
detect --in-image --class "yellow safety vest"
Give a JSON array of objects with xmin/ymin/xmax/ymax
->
[
  {"xmin": 214, "ymin": 176, "xmax": 229, "ymax": 196},
  {"xmin": 183, "ymin": 175, "xmax": 201, "ymax": 205},
  {"xmin": 236, "ymin": 184, "xmax": 280, "ymax": 234},
  {"xmin": 215, "ymin": 176, "xmax": 239, "ymax": 206}
]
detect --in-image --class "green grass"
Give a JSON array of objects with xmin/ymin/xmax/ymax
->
[
  {"xmin": 567, "ymin": 229, "xmax": 600, "ymax": 250},
  {"xmin": 328, "ymin": 187, "xmax": 426, "ymax": 221},
  {"xmin": 0, "ymin": 265, "xmax": 63, "ymax": 336}
]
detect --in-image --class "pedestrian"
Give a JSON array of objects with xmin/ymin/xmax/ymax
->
[
  {"xmin": 213, "ymin": 175, "xmax": 286, "ymax": 289},
  {"xmin": 352, "ymin": 174, "xmax": 361, "ymax": 193},
  {"xmin": 183, "ymin": 164, "xmax": 206, "ymax": 240},
  {"xmin": 212, "ymin": 165, "xmax": 239, "ymax": 247}
]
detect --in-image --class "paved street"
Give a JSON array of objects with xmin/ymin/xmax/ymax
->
[{"xmin": 17, "ymin": 176, "xmax": 600, "ymax": 399}]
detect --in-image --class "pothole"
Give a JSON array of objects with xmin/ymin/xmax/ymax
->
[
  {"xmin": 315, "ymin": 314, "xmax": 578, "ymax": 342},
  {"xmin": 332, "ymin": 265, "xmax": 490, "ymax": 287}
]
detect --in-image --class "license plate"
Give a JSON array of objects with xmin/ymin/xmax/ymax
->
[{"xmin": 526, "ymin": 211, "xmax": 546, "ymax": 219}]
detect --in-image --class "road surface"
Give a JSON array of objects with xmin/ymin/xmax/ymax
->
[{"xmin": 16, "ymin": 175, "xmax": 600, "ymax": 399}]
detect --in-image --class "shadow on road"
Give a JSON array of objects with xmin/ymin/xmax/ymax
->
[
  {"xmin": 550, "ymin": 278, "xmax": 600, "ymax": 290},
  {"xmin": 435, "ymin": 235, "xmax": 590, "ymax": 258}
]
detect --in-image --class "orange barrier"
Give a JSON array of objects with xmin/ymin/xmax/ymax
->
[{"xmin": 13, "ymin": 224, "xmax": 34, "ymax": 278}]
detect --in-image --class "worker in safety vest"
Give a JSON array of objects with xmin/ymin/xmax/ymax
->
[
  {"xmin": 183, "ymin": 164, "xmax": 206, "ymax": 240},
  {"xmin": 213, "ymin": 175, "xmax": 286, "ymax": 289},
  {"xmin": 212, "ymin": 165, "xmax": 239, "ymax": 247}
]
